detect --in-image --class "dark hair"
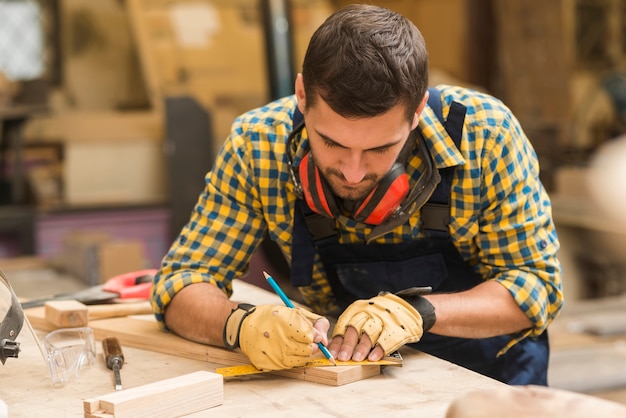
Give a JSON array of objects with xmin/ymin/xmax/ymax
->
[{"xmin": 302, "ymin": 4, "xmax": 428, "ymax": 122}]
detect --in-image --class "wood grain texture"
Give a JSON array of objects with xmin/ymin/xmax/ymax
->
[
  {"xmin": 87, "ymin": 301, "xmax": 153, "ymax": 320},
  {"xmin": 44, "ymin": 300, "xmax": 88, "ymax": 327},
  {"xmin": 3, "ymin": 322, "xmax": 506, "ymax": 417},
  {"xmin": 26, "ymin": 307, "xmax": 380, "ymax": 386},
  {"xmin": 84, "ymin": 371, "xmax": 223, "ymax": 418}
]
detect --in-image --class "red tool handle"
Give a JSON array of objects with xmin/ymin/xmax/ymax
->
[{"xmin": 102, "ymin": 269, "xmax": 157, "ymax": 299}]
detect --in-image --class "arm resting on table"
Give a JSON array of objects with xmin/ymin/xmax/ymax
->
[{"xmin": 164, "ymin": 283, "xmax": 235, "ymax": 347}]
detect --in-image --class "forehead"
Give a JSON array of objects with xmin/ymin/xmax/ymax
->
[{"xmin": 305, "ymin": 99, "xmax": 411, "ymax": 149}]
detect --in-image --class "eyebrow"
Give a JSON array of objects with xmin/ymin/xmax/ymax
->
[{"xmin": 314, "ymin": 129, "xmax": 403, "ymax": 152}]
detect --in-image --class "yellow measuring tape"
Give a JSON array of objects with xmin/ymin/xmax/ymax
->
[{"xmin": 216, "ymin": 353, "xmax": 403, "ymax": 377}]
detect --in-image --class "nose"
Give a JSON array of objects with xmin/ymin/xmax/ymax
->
[{"xmin": 340, "ymin": 153, "xmax": 367, "ymax": 184}]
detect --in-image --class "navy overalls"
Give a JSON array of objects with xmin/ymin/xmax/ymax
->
[{"xmin": 290, "ymin": 88, "xmax": 549, "ymax": 385}]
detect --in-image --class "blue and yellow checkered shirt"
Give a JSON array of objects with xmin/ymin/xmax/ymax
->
[{"xmin": 152, "ymin": 85, "xmax": 563, "ymax": 350}]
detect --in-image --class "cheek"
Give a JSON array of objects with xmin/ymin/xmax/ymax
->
[
  {"xmin": 370, "ymin": 155, "xmax": 398, "ymax": 172},
  {"xmin": 360, "ymin": 155, "xmax": 401, "ymax": 180},
  {"xmin": 308, "ymin": 144, "xmax": 337, "ymax": 169}
]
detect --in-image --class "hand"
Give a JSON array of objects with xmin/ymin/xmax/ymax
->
[
  {"xmin": 330, "ymin": 293, "xmax": 424, "ymax": 361},
  {"xmin": 236, "ymin": 305, "xmax": 330, "ymax": 371}
]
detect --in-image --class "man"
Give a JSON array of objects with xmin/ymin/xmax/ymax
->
[{"xmin": 152, "ymin": 4, "xmax": 563, "ymax": 385}]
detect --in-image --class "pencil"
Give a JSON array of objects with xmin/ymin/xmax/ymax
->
[{"xmin": 263, "ymin": 271, "xmax": 337, "ymax": 365}]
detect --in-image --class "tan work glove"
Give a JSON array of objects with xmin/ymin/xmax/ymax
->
[
  {"xmin": 332, "ymin": 292, "xmax": 428, "ymax": 355},
  {"xmin": 223, "ymin": 303, "xmax": 324, "ymax": 371}
]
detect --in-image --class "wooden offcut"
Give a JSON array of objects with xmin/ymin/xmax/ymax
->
[
  {"xmin": 44, "ymin": 300, "xmax": 89, "ymax": 328},
  {"xmin": 83, "ymin": 371, "xmax": 223, "ymax": 418}
]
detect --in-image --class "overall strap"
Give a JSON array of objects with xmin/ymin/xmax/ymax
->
[
  {"xmin": 293, "ymin": 105, "xmax": 304, "ymax": 128},
  {"xmin": 290, "ymin": 106, "xmax": 339, "ymax": 286},
  {"xmin": 420, "ymin": 87, "xmax": 466, "ymax": 235},
  {"xmin": 290, "ymin": 104, "xmax": 338, "ymax": 244}
]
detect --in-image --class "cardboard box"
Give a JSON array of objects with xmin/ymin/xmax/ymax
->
[
  {"xmin": 58, "ymin": 231, "xmax": 147, "ymax": 286},
  {"xmin": 63, "ymin": 139, "xmax": 167, "ymax": 206}
]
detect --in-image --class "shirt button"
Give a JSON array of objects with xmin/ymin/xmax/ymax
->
[{"xmin": 539, "ymin": 240, "xmax": 547, "ymax": 249}]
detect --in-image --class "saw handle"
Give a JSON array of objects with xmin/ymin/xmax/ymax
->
[
  {"xmin": 101, "ymin": 269, "xmax": 157, "ymax": 299},
  {"xmin": 88, "ymin": 301, "xmax": 152, "ymax": 320}
]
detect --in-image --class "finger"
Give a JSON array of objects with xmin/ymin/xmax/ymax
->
[
  {"xmin": 312, "ymin": 317, "xmax": 331, "ymax": 345},
  {"xmin": 360, "ymin": 317, "xmax": 383, "ymax": 345},
  {"xmin": 352, "ymin": 332, "xmax": 373, "ymax": 362},
  {"xmin": 367, "ymin": 344, "xmax": 385, "ymax": 362},
  {"xmin": 337, "ymin": 326, "xmax": 360, "ymax": 361},
  {"xmin": 328, "ymin": 335, "xmax": 343, "ymax": 358}
]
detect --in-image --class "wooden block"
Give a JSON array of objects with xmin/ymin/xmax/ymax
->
[
  {"xmin": 83, "ymin": 371, "xmax": 223, "ymax": 418},
  {"xmin": 44, "ymin": 300, "xmax": 88, "ymax": 328}
]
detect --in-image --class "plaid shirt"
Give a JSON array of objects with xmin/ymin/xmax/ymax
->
[{"xmin": 152, "ymin": 85, "xmax": 563, "ymax": 351}]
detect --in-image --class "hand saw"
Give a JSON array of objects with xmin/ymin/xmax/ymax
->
[{"xmin": 216, "ymin": 352, "xmax": 403, "ymax": 377}]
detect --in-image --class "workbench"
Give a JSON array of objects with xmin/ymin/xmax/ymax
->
[{"xmin": 3, "ymin": 281, "xmax": 506, "ymax": 417}]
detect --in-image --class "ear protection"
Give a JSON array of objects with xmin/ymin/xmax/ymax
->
[{"xmin": 298, "ymin": 152, "xmax": 410, "ymax": 225}]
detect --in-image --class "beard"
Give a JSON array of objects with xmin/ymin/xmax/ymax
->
[{"xmin": 318, "ymin": 166, "xmax": 380, "ymax": 202}]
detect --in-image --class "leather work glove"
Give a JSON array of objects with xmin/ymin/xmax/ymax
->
[
  {"xmin": 223, "ymin": 303, "xmax": 325, "ymax": 371},
  {"xmin": 332, "ymin": 292, "xmax": 436, "ymax": 355}
]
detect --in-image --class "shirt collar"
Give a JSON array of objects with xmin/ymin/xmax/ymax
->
[{"xmin": 418, "ymin": 106, "xmax": 466, "ymax": 169}]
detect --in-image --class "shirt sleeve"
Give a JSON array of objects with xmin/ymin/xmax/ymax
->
[
  {"xmin": 150, "ymin": 118, "xmax": 267, "ymax": 328},
  {"xmin": 475, "ymin": 104, "xmax": 563, "ymax": 349}
]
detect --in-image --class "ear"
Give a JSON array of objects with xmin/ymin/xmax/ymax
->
[
  {"xmin": 411, "ymin": 90, "xmax": 430, "ymax": 130},
  {"xmin": 295, "ymin": 73, "xmax": 306, "ymax": 113}
]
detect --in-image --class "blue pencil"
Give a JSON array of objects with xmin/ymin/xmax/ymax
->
[{"xmin": 263, "ymin": 271, "xmax": 336, "ymax": 365}]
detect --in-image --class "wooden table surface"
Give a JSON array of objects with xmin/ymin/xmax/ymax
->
[{"xmin": 2, "ymin": 281, "xmax": 506, "ymax": 417}]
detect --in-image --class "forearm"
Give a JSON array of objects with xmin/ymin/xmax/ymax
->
[
  {"xmin": 163, "ymin": 282, "xmax": 238, "ymax": 347},
  {"xmin": 425, "ymin": 280, "xmax": 532, "ymax": 339}
]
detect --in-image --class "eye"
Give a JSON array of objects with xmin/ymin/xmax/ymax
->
[
  {"xmin": 323, "ymin": 139, "xmax": 340, "ymax": 149},
  {"xmin": 370, "ymin": 146, "xmax": 392, "ymax": 155}
]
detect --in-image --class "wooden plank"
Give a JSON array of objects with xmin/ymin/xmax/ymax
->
[
  {"xmin": 26, "ymin": 307, "xmax": 381, "ymax": 386},
  {"xmin": 270, "ymin": 363, "xmax": 381, "ymax": 386},
  {"xmin": 306, "ymin": 363, "xmax": 380, "ymax": 386},
  {"xmin": 84, "ymin": 371, "xmax": 223, "ymax": 418}
]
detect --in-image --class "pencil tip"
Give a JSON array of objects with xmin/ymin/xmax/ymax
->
[{"xmin": 263, "ymin": 271, "xmax": 270, "ymax": 279}]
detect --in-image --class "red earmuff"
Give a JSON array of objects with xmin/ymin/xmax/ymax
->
[
  {"xmin": 298, "ymin": 153, "xmax": 409, "ymax": 225},
  {"xmin": 353, "ymin": 163, "xmax": 409, "ymax": 224},
  {"xmin": 299, "ymin": 153, "xmax": 341, "ymax": 218}
]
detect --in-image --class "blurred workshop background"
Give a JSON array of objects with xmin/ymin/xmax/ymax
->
[{"xmin": 1, "ymin": 0, "xmax": 626, "ymax": 405}]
